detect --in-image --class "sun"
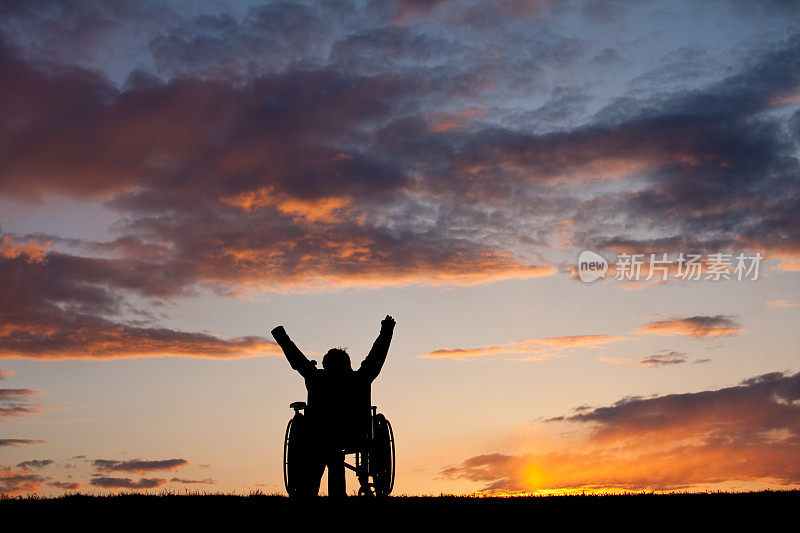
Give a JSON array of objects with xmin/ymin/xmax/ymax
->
[{"xmin": 523, "ymin": 463, "xmax": 551, "ymax": 490}]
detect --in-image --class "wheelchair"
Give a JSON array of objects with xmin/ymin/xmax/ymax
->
[{"xmin": 283, "ymin": 401, "xmax": 395, "ymax": 498}]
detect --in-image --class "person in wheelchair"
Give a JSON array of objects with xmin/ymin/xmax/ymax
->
[{"xmin": 271, "ymin": 315, "xmax": 395, "ymax": 498}]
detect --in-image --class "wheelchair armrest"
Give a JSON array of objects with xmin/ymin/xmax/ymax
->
[{"xmin": 290, "ymin": 401, "xmax": 306, "ymax": 411}]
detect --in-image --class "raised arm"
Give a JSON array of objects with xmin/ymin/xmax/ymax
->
[
  {"xmin": 271, "ymin": 326, "xmax": 316, "ymax": 378},
  {"xmin": 358, "ymin": 315, "xmax": 395, "ymax": 382}
]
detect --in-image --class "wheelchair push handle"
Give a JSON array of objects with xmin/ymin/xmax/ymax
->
[{"xmin": 289, "ymin": 402, "xmax": 378, "ymax": 414}]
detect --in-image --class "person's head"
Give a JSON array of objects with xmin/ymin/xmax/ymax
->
[{"xmin": 322, "ymin": 348, "xmax": 352, "ymax": 374}]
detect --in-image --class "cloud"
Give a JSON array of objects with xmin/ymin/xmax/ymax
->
[
  {"xmin": 591, "ymin": 47, "xmax": 627, "ymax": 67},
  {"xmin": 0, "ymin": 230, "xmax": 552, "ymax": 360},
  {"xmin": 0, "ymin": 318, "xmax": 280, "ymax": 360},
  {"xmin": 636, "ymin": 315, "xmax": 744, "ymax": 339},
  {"xmin": 0, "ymin": 5, "xmax": 797, "ymax": 361},
  {"xmin": 598, "ymin": 351, "xmax": 691, "ymax": 368},
  {"xmin": 0, "ymin": 466, "xmax": 48, "ymax": 495},
  {"xmin": 440, "ymin": 453, "xmax": 521, "ymax": 491},
  {"xmin": 562, "ymin": 371, "xmax": 800, "ymax": 444},
  {"xmin": 0, "ymin": 240, "xmax": 282, "ymax": 360},
  {"xmin": 443, "ymin": 371, "xmax": 800, "ymax": 492},
  {"xmin": 420, "ymin": 334, "xmax": 629, "ymax": 360},
  {"xmin": 0, "ymin": 369, "xmax": 14, "ymax": 379},
  {"xmin": 0, "ymin": 12, "xmax": 556, "ymax": 298},
  {"xmin": 0, "ymin": 388, "xmax": 43, "ymax": 399},
  {"xmin": 148, "ymin": 1, "xmax": 371, "ymax": 80},
  {"xmin": 48, "ymin": 480, "xmax": 80, "ymax": 490},
  {"xmin": 0, "ymin": 439, "xmax": 46, "ymax": 447},
  {"xmin": 426, "ymin": 108, "xmax": 487, "ymax": 133},
  {"xmin": 0, "ymin": 235, "xmax": 50, "ymax": 263},
  {"xmin": 424, "ymin": 318, "xmax": 734, "ymax": 363},
  {"xmin": 0, "ymin": 387, "xmax": 43, "ymax": 422},
  {"xmin": 393, "ymin": 0, "xmax": 452, "ymax": 22},
  {"xmin": 93, "ymin": 458, "xmax": 188, "ymax": 473},
  {"xmin": 90, "ymin": 477, "xmax": 167, "ymax": 490},
  {"xmin": 1, "ymin": 6, "xmax": 798, "ymax": 268},
  {"xmin": 766, "ymin": 299, "xmax": 797, "ymax": 309},
  {"xmin": 170, "ymin": 477, "xmax": 217, "ymax": 484},
  {"xmin": 0, "ymin": 17, "xmax": 553, "ymax": 356},
  {"xmin": 16, "ymin": 459, "xmax": 53, "ymax": 469},
  {"xmin": 2, "ymin": 454, "xmax": 195, "ymax": 494},
  {"xmin": 0, "ymin": 0, "xmax": 180, "ymax": 73},
  {"xmin": 0, "ymin": 404, "xmax": 43, "ymax": 422},
  {"xmin": 448, "ymin": 33, "xmax": 800, "ymax": 268}
]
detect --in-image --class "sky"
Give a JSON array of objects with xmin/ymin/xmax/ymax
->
[{"xmin": 1, "ymin": 0, "xmax": 799, "ymax": 496}]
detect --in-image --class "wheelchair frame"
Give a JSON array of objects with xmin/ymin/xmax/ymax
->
[{"xmin": 283, "ymin": 402, "xmax": 395, "ymax": 498}]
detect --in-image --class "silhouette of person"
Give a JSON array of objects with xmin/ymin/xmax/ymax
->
[{"xmin": 271, "ymin": 315, "xmax": 395, "ymax": 498}]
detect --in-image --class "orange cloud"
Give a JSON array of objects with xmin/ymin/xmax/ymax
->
[
  {"xmin": 636, "ymin": 315, "xmax": 744, "ymax": 338},
  {"xmin": 0, "ymin": 388, "xmax": 44, "ymax": 422},
  {"xmin": 0, "ymin": 234, "xmax": 555, "ymax": 359},
  {"xmin": 597, "ymin": 351, "xmax": 693, "ymax": 369},
  {"xmin": 766, "ymin": 299, "xmax": 797, "ymax": 309},
  {"xmin": 0, "ymin": 404, "xmax": 43, "ymax": 422},
  {"xmin": 221, "ymin": 187, "xmax": 352, "ymax": 223},
  {"xmin": 775, "ymin": 257, "xmax": 800, "ymax": 271},
  {"xmin": 0, "ymin": 466, "xmax": 49, "ymax": 495},
  {"xmin": 0, "ymin": 19, "xmax": 797, "ymax": 308},
  {"xmin": 421, "ymin": 334, "xmax": 629, "ymax": 361},
  {"xmin": 220, "ymin": 186, "xmax": 275, "ymax": 211},
  {"xmin": 0, "ymin": 319, "xmax": 281, "ymax": 361},
  {"xmin": 277, "ymin": 196, "xmax": 351, "ymax": 223},
  {"xmin": 204, "ymin": 245, "xmax": 556, "ymax": 293},
  {"xmin": 443, "ymin": 371, "xmax": 800, "ymax": 493},
  {"xmin": 0, "ymin": 235, "xmax": 50, "ymax": 264}
]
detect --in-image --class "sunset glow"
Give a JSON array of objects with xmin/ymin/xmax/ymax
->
[{"xmin": 1, "ymin": 0, "xmax": 799, "ymax": 497}]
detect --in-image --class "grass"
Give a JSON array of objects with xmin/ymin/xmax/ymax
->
[
  {"xmin": 3, "ymin": 490, "xmax": 797, "ymax": 525},
  {"xmin": 3, "ymin": 488, "xmax": 798, "ymax": 504}
]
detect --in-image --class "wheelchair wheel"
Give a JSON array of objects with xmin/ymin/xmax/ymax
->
[
  {"xmin": 283, "ymin": 413, "xmax": 306, "ymax": 497},
  {"xmin": 371, "ymin": 414, "xmax": 395, "ymax": 496}
]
